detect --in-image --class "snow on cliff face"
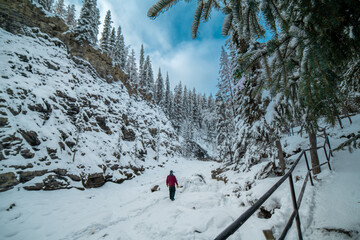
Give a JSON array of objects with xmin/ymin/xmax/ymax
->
[{"xmin": 0, "ymin": 27, "xmax": 180, "ymax": 191}]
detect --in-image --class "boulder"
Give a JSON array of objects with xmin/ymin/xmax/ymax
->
[
  {"xmin": 20, "ymin": 148, "xmax": 35, "ymax": 159},
  {"xmin": 43, "ymin": 174, "xmax": 69, "ymax": 190},
  {"xmin": 19, "ymin": 170, "xmax": 48, "ymax": 183},
  {"xmin": 0, "ymin": 172, "xmax": 19, "ymax": 191},
  {"xmin": 83, "ymin": 173, "xmax": 105, "ymax": 188}
]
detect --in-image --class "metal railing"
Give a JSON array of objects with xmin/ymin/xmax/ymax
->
[{"xmin": 214, "ymin": 131, "xmax": 332, "ymax": 240}]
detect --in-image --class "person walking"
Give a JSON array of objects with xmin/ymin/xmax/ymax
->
[{"xmin": 166, "ymin": 170, "xmax": 179, "ymax": 201}]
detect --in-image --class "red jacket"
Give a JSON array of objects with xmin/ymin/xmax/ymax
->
[{"xmin": 166, "ymin": 175, "xmax": 178, "ymax": 187}]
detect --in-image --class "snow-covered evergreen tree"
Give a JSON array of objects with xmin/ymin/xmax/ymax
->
[
  {"xmin": 138, "ymin": 45, "xmax": 148, "ymax": 93},
  {"xmin": 164, "ymin": 73, "xmax": 172, "ymax": 117},
  {"xmin": 54, "ymin": 0, "xmax": 65, "ymax": 17},
  {"xmin": 154, "ymin": 68, "xmax": 164, "ymax": 107},
  {"xmin": 143, "ymin": 55, "xmax": 154, "ymax": 98},
  {"xmin": 65, "ymin": 4, "xmax": 76, "ymax": 27},
  {"xmin": 182, "ymin": 86, "xmax": 189, "ymax": 118},
  {"xmin": 218, "ymin": 45, "xmax": 236, "ymax": 118},
  {"xmin": 73, "ymin": 0, "xmax": 100, "ymax": 45},
  {"xmin": 192, "ymin": 88, "xmax": 201, "ymax": 128},
  {"xmin": 139, "ymin": 45, "xmax": 145, "ymax": 84},
  {"xmin": 36, "ymin": 0, "xmax": 53, "ymax": 12},
  {"xmin": 125, "ymin": 49, "xmax": 138, "ymax": 86},
  {"xmin": 172, "ymin": 82, "xmax": 183, "ymax": 130},
  {"xmin": 215, "ymin": 95, "xmax": 235, "ymax": 163},
  {"xmin": 109, "ymin": 27, "xmax": 116, "ymax": 54},
  {"xmin": 100, "ymin": 10, "xmax": 112, "ymax": 52},
  {"xmin": 113, "ymin": 26, "xmax": 127, "ymax": 69}
]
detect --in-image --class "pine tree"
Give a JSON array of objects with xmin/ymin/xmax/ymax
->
[
  {"xmin": 74, "ymin": 0, "xmax": 100, "ymax": 45},
  {"xmin": 125, "ymin": 49, "xmax": 138, "ymax": 85},
  {"xmin": 65, "ymin": 4, "xmax": 76, "ymax": 27},
  {"xmin": 218, "ymin": 45, "xmax": 236, "ymax": 118},
  {"xmin": 36, "ymin": 0, "xmax": 53, "ymax": 12},
  {"xmin": 100, "ymin": 10, "xmax": 112, "ymax": 52},
  {"xmin": 54, "ymin": 0, "xmax": 65, "ymax": 17},
  {"xmin": 109, "ymin": 27, "xmax": 116, "ymax": 54},
  {"xmin": 139, "ymin": 45, "xmax": 145, "ymax": 82},
  {"xmin": 138, "ymin": 45, "xmax": 147, "ymax": 92},
  {"xmin": 164, "ymin": 73, "xmax": 172, "ymax": 117},
  {"xmin": 215, "ymin": 95, "xmax": 235, "ymax": 163},
  {"xmin": 173, "ymin": 82, "xmax": 183, "ymax": 130},
  {"xmin": 192, "ymin": 88, "xmax": 201, "ymax": 128},
  {"xmin": 113, "ymin": 26, "xmax": 127, "ymax": 69},
  {"xmin": 182, "ymin": 86, "xmax": 189, "ymax": 118},
  {"xmin": 154, "ymin": 68, "xmax": 164, "ymax": 107},
  {"xmin": 144, "ymin": 55, "xmax": 154, "ymax": 98}
]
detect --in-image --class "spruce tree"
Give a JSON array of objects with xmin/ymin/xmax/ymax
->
[
  {"xmin": 65, "ymin": 4, "xmax": 76, "ymax": 27},
  {"xmin": 192, "ymin": 88, "xmax": 201, "ymax": 127},
  {"xmin": 138, "ymin": 45, "xmax": 147, "ymax": 92},
  {"xmin": 215, "ymin": 95, "xmax": 235, "ymax": 163},
  {"xmin": 164, "ymin": 73, "xmax": 172, "ymax": 117},
  {"xmin": 173, "ymin": 82, "xmax": 183, "ymax": 130},
  {"xmin": 113, "ymin": 26, "xmax": 127, "ymax": 69},
  {"xmin": 109, "ymin": 27, "xmax": 116, "ymax": 54},
  {"xmin": 154, "ymin": 68, "xmax": 164, "ymax": 107},
  {"xmin": 139, "ymin": 45, "xmax": 145, "ymax": 82},
  {"xmin": 144, "ymin": 55, "xmax": 154, "ymax": 98},
  {"xmin": 36, "ymin": 0, "xmax": 53, "ymax": 12},
  {"xmin": 100, "ymin": 10, "xmax": 112, "ymax": 52},
  {"xmin": 74, "ymin": 0, "xmax": 100, "ymax": 45},
  {"xmin": 54, "ymin": 0, "xmax": 65, "ymax": 17},
  {"xmin": 182, "ymin": 86, "xmax": 189, "ymax": 118},
  {"xmin": 125, "ymin": 49, "xmax": 138, "ymax": 85}
]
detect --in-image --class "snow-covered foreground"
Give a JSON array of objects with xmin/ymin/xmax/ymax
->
[
  {"xmin": 0, "ymin": 159, "xmax": 235, "ymax": 240},
  {"xmin": 1, "ymin": 116, "xmax": 360, "ymax": 240},
  {"xmin": 1, "ymin": 147, "xmax": 360, "ymax": 240}
]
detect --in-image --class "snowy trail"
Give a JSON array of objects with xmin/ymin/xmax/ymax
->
[{"xmin": 0, "ymin": 158, "xmax": 244, "ymax": 240}]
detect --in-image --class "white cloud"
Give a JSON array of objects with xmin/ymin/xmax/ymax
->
[{"xmin": 151, "ymin": 39, "xmax": 223, "ymax": 95}]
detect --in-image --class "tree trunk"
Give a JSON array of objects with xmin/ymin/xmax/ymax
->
[
  {"xmin": 276, "ymin": 140, "xmax": 286, "ymax": 175},
  {"xmin": 309, "ymin": 131, "xmax": 321, "ymax": 174}
]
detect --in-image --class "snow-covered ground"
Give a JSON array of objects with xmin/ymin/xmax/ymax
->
[{"xmin": 1, "ymin": 113, "xmax": 360, "ymax": 240}]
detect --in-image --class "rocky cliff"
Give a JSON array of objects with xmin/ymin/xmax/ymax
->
[{"xmin": 0, "ymin": 0, "xmax": 181, "ymax": 192}]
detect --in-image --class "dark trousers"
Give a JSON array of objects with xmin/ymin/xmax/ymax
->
[{"xmin": 169, "ymin": 186, "xmax": 176, "ymax": 200}]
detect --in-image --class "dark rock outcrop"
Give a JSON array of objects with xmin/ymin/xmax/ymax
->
[
  {"xmin": 19, "ymin": 130, "xmax": 41, "ymax": 146},
  {"xmin": 121, "ymin": 126, "xmax": 136, "ymax": 141},
  {"xmin": 83, "ymin": 173, "xmax": 105, "ymax": 188},
  {"xmin": 0, "ymin": 172, "xmax": 19, "ymax": 192},
  {"xmin": 19, "ymin": 170, "xmax": 48, "ymax": 183}
]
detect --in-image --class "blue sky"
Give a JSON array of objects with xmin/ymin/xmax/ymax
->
[{"xmin": 65, "ymin": 0, "xmax": 228, "ymax": 96}]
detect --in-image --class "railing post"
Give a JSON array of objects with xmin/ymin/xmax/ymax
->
[
  {"xmin": 324, "ymin": 129, "xmax": 333, "ymax": 157},
  {"xmin": 303, "ymin": 152, "xmax": 314, "ymax": 186},
  {"xmin": 289, "ymin": 173, "xmax": 303, "ymax": 240},
  {"xmin": 323, "ymin": 145, "xmax": 332, "ymax": 171}
]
